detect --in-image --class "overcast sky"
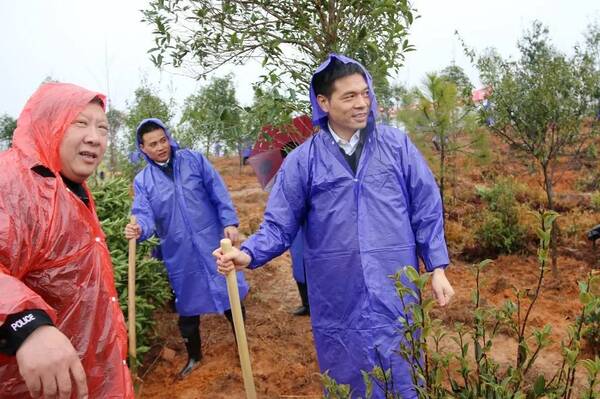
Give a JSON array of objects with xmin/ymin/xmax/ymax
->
[{"xmin": 1, "ymin": 1, "xmax": 599, "ymax": 119}]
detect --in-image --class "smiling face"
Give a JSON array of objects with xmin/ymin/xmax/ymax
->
[
  {"xmin": 316, "ymin": 73, "xmax": 370, "ymax": 139},
  {"xmin": 139, "ymin": 128, "xmax": 171, "ymax": 163},
  {"xmin": 59, "ymin": 102, "xmax": 108, "ymax": 183}
]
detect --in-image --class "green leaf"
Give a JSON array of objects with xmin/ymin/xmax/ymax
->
[
  {"xmin": 518, "ymin": 341, "xmax": 528, "ymax": 365},
  {"xmin": 475, "ymin": 340, "xmax": 483, "ymax": 362},
  {"xmin": 579, "ymin": 357, "xmax": 600, "ymax": 375},
  {"xmin": 403, "ymin": 265, "xmax": 419, "ymax": 283},
  {"xmin": 450, "ymin": 378, "xmax": 459, "ymax": 392},
  {"xmin": 478, "ymin": 259, "xmax": 494, "ymax": 270},
  {"xmin": 533, "ymin": 374, "xmax": 546, "ymax": 397},
  {"xmin": 580, "ymin": 292, "xmax": 592, "ymax": 305},
  {"xmin": 361, "ymin": 370, "xmax": 373, "ymax": 398}
]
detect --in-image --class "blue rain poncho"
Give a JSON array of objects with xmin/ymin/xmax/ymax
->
[
  {"xmin": 241, "ymin": 55, "xmax": 449, "ymax": 398},
  {"xmin": 132, "ymin": 118, "xmax": 248, "ymax": 316}
]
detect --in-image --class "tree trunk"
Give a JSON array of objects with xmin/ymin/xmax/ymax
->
[
  {"xmin": 110, "ymin": 137, "xmax": 117, "ymax": 173},
  {"xmin": 237, "ymin": 141, "xmax": 243, "ymax": 174},
  {"xmin": 205, "ymin": 137, "xmax": 211, "ymax": 158},
  {"xmin": 440, "ymin": 137, "xmax": 446, "ymax": 220},
  {"xmin": 108, "ymin": 127, "xmax": 118, "ymax": 173},
  {"xmin": 542, "ymin": 165, "xmax": 559, "ymax": 276}
]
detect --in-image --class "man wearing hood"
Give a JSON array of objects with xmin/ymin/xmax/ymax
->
[
  {"xmin": 214, "ymin": 54, "xmax": 454, "ymax": 398},
  {"xmin": 0, "ymin": 83, "xmax": 134, "ymax": 398},
  {"xmin": 124, "ymin": 119, "xmax": 248, "ymax": 379}
]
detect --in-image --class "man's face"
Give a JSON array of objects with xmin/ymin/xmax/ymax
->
[
  {"xmin": 140, "ymin": 128, "xmax": 171, "ymax": 163},
  {"xmin": 59, "ymin": 102, "xmax": 108, "ymax": 183},
  {"xmin": 317, "ymin": 73, "xmax": 370, "ymax": 137}
]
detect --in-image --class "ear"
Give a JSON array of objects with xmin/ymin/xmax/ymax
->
[{"xmin": 317, "ymin": 94, "xmax": 330, "ymax": 113}]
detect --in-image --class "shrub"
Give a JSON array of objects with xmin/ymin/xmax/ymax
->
[
  {"xmin": 591, "ymin": 191, "xmax": 600, "ymax": 211},
  {"xmin": 585, "ymin": 143, "xmax": 598, "ymax": 162},
  {"xmin": 445, "ymin": 219, "xmax": 476, "ymax": 255},
  {"xmin": 576, "ymin": 167, "xmax": 600, "ymax": 192},
  {"xmin": 559, "ymin": 209, "xmax": 597, "ymax": 241},
  {"xmin": 90, "ymin": 177, "xmax": 172, "ymax": 365},
  {"xmin": 475, "ymin": 179, "xmax": 527, "ymax": 255},
  {"xmin": 582, "ymin": 276, "xmax": 600, "ymax": 356},
  {"xmin": 470, "ymin": 127, "xmax": 493, "ymax": 167}
]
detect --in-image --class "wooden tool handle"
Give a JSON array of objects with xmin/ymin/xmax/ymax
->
[
  {"xmin": 128, "ymin": 215, "xmax": 137, "ymax": 370},
  {"xmin": 221, "ymin": 238, "xmax": 257, "ymax": 399}
]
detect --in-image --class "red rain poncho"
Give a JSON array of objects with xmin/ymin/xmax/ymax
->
[{"xmin": 0, "ymin": 83, "xmax": 133, "ymax": 398}]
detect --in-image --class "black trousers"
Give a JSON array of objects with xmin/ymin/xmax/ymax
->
[
  {"xmin": 177, "ymin": 306, "xmax": 247, "ymax": 359},
  {"xmin": 297, "ymin": 281, "xmax": 309, "ymax": 307}
]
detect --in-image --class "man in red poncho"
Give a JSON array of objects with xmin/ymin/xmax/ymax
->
[{"xmin": 0, "ymin": 83, "xmax": 134, "ymax": 398}]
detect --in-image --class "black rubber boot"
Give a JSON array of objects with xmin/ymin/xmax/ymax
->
[
  {"xmin": 292, "ymin": 282, "xmax": 310, "ymax": 316},
  {"xmin": 177, "ymin": 356, "xmax": 201, "ymax": 380},
  {"xmin": 177, "ymin": 315, "xmax": 202, "ymax": 380},
  {"xmin": 224, "ymin": 306, "xmax": 247, "ymax": 341}
]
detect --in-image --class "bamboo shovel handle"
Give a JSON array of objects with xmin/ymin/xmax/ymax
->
[
  {"xmin": 128, "ymin": 215, "xmax": 137, "ymax": 366},
  {"xmin": 221, "ymin": 238, "xmax": 257, "ymax": 399}
]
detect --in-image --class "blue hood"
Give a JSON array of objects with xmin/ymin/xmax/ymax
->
[
  {"xmin": 309, "ymin": 53, "xmax": 379, "ymax": 131},
  {"xmin": 135, "ymin": 118, "xmax": 180, "ymax": 165}
]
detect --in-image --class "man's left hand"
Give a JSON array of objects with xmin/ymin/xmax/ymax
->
[
  {"xmin": 224, "ymin": 226, "xmax": 239, "ymax": 245},
  {"xmin": 431, "ymin": 268, "xmax": 454, "ymax": 307}
]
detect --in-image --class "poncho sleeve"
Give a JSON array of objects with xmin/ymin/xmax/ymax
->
[
  {"xmin": 132, "ymin": 177, "xmax": 157, "ymax": 242},
  {"xmin": 192, "ymin": 151, "xmax": 239, "ymax": 228},
  {"xmin": 400, "ymin": 133, "xmax": 450, "ymax": 271},
  {"xmin": 241, "ymin": 149, "xmax": 309, "ymax": 268}
]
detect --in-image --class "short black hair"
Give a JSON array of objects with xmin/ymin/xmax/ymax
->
[
  {"xmin": 312, "ymin": 59, "xmax": 366, "ymax": 98},
  {"xmin": 137, "ymin": 121, "xmax": 164, "ymax": 143}
]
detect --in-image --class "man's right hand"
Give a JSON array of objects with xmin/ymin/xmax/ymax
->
[
  {"xmin": 124, "ymin": 222, "xmax": 141, "ymax": 240},
  {"xmin": 212, "ymin": 246, "xmax": 251, "ymax": 275},
  {"xmin": 16, "ymin": 326, "xmax": 88, "ymax": 399}
]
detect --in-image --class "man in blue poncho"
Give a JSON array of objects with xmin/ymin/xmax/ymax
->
[
  {"xmin": 124, "ymin": 119, "xmax": 249, "ymax": 379},
  {"xmin": 214, "ymin": 54, "xmax": 454, "ymax": 398}
]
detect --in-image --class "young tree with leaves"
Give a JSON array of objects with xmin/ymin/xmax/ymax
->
[
  {"xmin": 440, "ymin": 63, "xmax": 474, "ymax": 102},
  {"xmin": 123, "ymin": 82, "xmax": 174, "ymax": 177},
  {"xmin": 582, "ymin": 21, "xmax": 600, "ymax": 118},
  {"xmin": 179, "ymin": 75, "xmax": 241, "ymax": 157},
  {"xmin": 245, "ymin": 85, "xmax": 303, "ymax": 138},
  {"xmin": 142, "ymin": 0, "xmax": 416, "ymax": 115},
  {"xmin": 125, "ymin": 83, "xmax": 174, "ymax": 149},
  {"xmin": 398, "ymin": 73, "xmax": 479, "ymax": 214},
  {"xmin": 0, "ymin": 114, "xmax": 16, "ymax": 150},
  {"xmin": 106, "ymin": 107, "xmax": 127, "ymax": 173},
  {"xmin": 472, "ymin": 21, "xmax": 599, "ymax": 274}
]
